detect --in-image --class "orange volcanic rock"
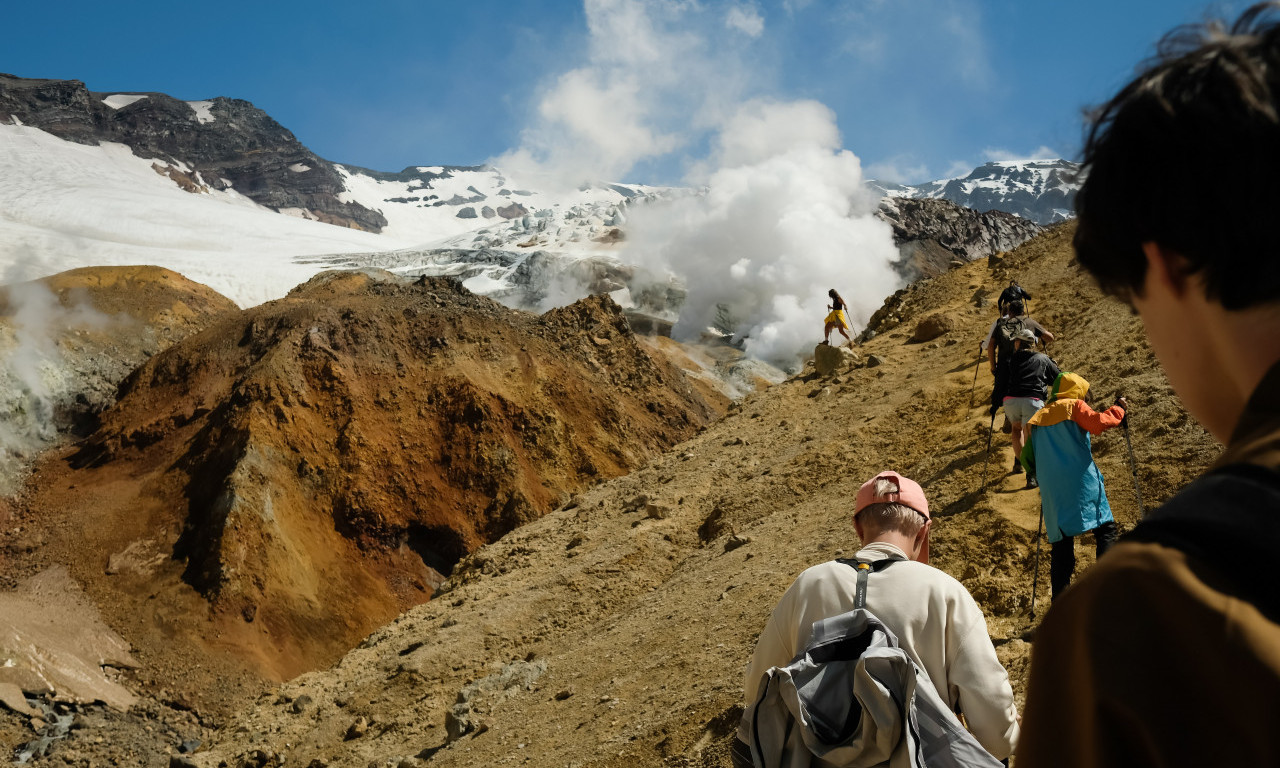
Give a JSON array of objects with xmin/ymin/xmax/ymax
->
[{"xmin": 19, "ymin": 270, "xmax": 726, "ymax": 693}]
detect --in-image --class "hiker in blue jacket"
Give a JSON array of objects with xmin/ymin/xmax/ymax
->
[{"xmin": 1020, "ymin": 372, "xmax": 1126, "ymax": 598}]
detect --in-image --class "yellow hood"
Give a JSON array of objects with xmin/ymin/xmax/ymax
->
[
  {"xmin": 1050, "ymin": 372, "xmax": 1090, "ymax": 402},
  {"xmin": 1028, "ymin": 372, "xmax": 1089, "ymax": 428}
]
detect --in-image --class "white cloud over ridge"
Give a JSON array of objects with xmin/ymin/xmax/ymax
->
[
  {"xmin": 864, "ymin": 155, "xmax": 931, "ymax": 185},
  {"xmin": 982, "ymin": 145, "xmax": 1061, "ymax": 163}
]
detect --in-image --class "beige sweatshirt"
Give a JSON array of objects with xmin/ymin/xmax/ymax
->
[{"xmin": 739, "ymin": 542, "xmax": 1020, "ymax": 760}]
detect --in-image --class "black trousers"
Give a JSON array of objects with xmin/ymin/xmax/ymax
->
[{"xmin": 1050, "ymin": 521, "xmax": 1119, "ymax": 599}]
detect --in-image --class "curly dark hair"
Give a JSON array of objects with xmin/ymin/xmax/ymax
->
[{"xmin": 1074, "ymin": 2, "xmax": 1280, "ymax": 309}]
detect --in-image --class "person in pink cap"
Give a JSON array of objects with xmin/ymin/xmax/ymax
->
[{"xmin": 734, "ymin": 470, "xmax": 1020, "ymax": 764}]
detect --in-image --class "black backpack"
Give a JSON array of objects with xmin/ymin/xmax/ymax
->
[
  {"xmin": 993, "ymin": 316, "xmax": 1028, "ymax": 363},
  {"xmin": 1123, "ymin": 463, "xmax": 1280, "ymax": 622}
]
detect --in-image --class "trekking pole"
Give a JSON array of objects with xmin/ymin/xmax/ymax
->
[
  {"xmin": 1030, "ymin": 505, "xmax": 1045, "ymax": 620},
  {"xmin": 1119, "ymin": 396, "xmax": 1146, "ymax": 518},
  {"xmin": 980, "ymin": 410, "xmax": 995, "ymax": 492},
  {"xmin": 968, "ymin": 343, "xmax": 982, "ymax": 407}
]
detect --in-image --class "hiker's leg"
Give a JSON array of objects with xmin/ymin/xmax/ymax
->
[
  {"xmin": 838, "ymin": 324, "xmax": 852, "ymax": 343},
  {"xmin": 823, "ymin": 321, "xmax": 835, "ymax": 343},
  {"xmin": 1094, "ymin": 521, "xmax": 1119, "ymax": 559},
  {"xmin": 1050, "ymin": 536, "xmax": 1076, "ymax": 599},
  {"xmin": 1010, "ymin": 420, "xmax": 1025, "ymax": 457}
]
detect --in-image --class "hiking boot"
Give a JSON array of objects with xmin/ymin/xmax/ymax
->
[
  {"xmin": 1026, "ymin": 475, "xmax": 1039, "ymax": 489},
  {"xmin": 1011, "ymin": 459, "xmax": 1023, "ymax": 475}
]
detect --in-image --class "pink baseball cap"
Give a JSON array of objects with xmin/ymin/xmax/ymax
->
[
  {"xmin": 854, "ymin": 471, "xmax": 931, "ymax": 563},
  {"xmin": 854, "ymin": 471, "xmax": 930, "ymax": 519}
]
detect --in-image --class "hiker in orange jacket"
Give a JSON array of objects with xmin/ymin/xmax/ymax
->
[{"xmin": 1019, "ymin": 372, "xmax": 1126, "ymax": 597}]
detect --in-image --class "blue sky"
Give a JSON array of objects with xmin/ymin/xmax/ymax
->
[{"xmin": 5, "ymin": 0, "xmax": 1243, "ymax": 185}]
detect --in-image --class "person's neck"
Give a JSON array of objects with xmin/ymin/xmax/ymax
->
[
  {"xmin": 1202, "ymin": 304, "xmax": 1280, "ymax": 440},
  {"xmin": 860, "ymin": 533, "xmax": 915, "ymax": 559}
]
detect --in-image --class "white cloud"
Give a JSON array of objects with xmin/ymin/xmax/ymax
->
[
  {"xmin": 864, "ymin": 156, "xmax": 930, "ymax": 184},
  {"xmin": 726, "ymin": 4, "xmax": 765, "ymax": 37},
  {"xmin": 831, "ymin": 0, "xmax": 992, "ymax": 89},
  {"xmin": 707, "ymin": 99, "xmax": 842, "ymax": 170},
  {"xmin": 491, "ymin": 0, "xmax": 751, "ymax": 191},
  {"xmin": 941, "ymin": 6, "xmax": 992, "ymax": 88},
  {"xmin": 942, "ymin": 159, "xmax": 975, "ymax": 180},
  {"xmin": 981, "ymin": 145, "xmax": 1061, "ymax": 162}
]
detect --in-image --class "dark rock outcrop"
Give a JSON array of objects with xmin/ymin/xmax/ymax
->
[
  {"xmin": 876, "ymin": 197, "xmax": 1042, "ymax": 280},
  {"xmin": 497, "ymin": 202, "xmax": 529, "ymax": 219},
  {"xmin": 0, "ymin": 73, "xmax": 387, "ymax": 232}
]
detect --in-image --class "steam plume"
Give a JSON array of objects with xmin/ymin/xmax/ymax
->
[
  {"xmin": 495, "ymin": 0, "xmax": 904, "ymax": 367},
  {"xmin": 0, "ymin": 273, "xmax": 110, "ymax": 493}
]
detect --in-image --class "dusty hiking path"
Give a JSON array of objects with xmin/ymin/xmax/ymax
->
[{"xmin": 185, "ymin": 222, "xmax": 1217, "ymax": 768}]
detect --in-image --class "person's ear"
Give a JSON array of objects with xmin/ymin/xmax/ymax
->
[
  {"xmin": 853, "ymin": 514, "xmax": 865, "ymax": 542},
  {"xmin": 1141, "ymin": 242, "xmax": 1192, "ymax": 299},
  {"xmin": 913, "ymin": 520, "xmax": 931, "ymax": 556}
]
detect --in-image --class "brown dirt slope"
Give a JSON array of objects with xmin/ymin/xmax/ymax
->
[
  {"xmin": 178, "ymin": 223, "xmax": 1216, "ymax": 768},
  {"xmin": 5, "ymin": 271, "xmax": 727, "ymax": 714}
]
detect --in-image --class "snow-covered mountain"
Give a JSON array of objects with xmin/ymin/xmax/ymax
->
[
  {"xmin": 869, "ymin": 159, "xmax": 1082, "ymax": 226},
  {"xmin": 0, "ymin": 74, "xmax": 659, "ymax": 308},
  {"xmin": 1, "ymin": 73, "xmax": 1045, "ymax": 318}
]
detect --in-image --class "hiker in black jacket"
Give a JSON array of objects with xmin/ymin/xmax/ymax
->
[
  {"xmin": 1002, "ymin": 327, "xmax": 1059, "ymax": 487},
  {"xmin": 998, "ymin": 280, "xmax": 1032, "ymax": 315}
]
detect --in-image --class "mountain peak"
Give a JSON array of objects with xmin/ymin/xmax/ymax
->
[{"xmin": 869, "ymin": 158, "xmax": 1082, "ymax": 226}]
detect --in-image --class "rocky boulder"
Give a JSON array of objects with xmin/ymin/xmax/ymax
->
[
  {"xmin": 814, "ymin": 343, "xmax": 856, "ymax": 376},
  {"xmin": 909, "ymin": 312, "xmax": 957, "ymax": 343}
]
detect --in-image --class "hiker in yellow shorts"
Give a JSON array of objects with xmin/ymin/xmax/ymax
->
[{"xmin": 824, "ymin": 288, "xmax": 852, "ymax": 345}]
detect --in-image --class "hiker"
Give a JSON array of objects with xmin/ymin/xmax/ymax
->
[
  {"xmin": 1003, "ymin": 327, "xmax": 1060, "ymax": 488},
  {"xmin": 1019, "ymin": 372, "xmax": 1125, "ymax": 597},
  {"xmin": 1018, "ymin": 6, "xmax": 1280, "ymax": 766},
  {"xmin": 823, "ymin": 288, "xmax": 852, "ymax": 346},
  {"xmin": 734, "ymin": 471, "xmax": 1019, "ymax": 767},
  {"xmin": 984, "ymin": 299, "xmax": 1054, "ymax": 446},
  {"xmin": 997, "ymin": 279, "xmax": 1031, "ymax": 315}
]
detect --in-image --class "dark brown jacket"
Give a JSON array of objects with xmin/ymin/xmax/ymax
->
[{"xmin": 1017, "ymin": 362, "xmax": 1280, "ymax": 767}]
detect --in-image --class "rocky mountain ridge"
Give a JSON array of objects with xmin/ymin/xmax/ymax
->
[
  {"xmin": 0, "ymin": 73, "xmax": 387, "ymax": 232},
  {"xmin": 4, "ymin": 72, "xmax": 1049, "ymax": 310},
  {"xmin": 875, "ymin": 197, "xmax": 1043, "ymax": 279},
  {"xmin": 870, "ymin": 159, "xmax": 1082, "ymax": 226}
]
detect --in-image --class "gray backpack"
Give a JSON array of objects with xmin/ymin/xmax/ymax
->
[{"xmin": 739, "ymin": 560, "xmax": 1003, "ymax": 768}]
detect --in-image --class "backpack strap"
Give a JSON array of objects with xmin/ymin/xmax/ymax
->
[
  {"xmin": 836, "ymin": 557, "xmax": 900, "ymax": 609},
  {"xmin": 1122, "ymin": 463, "xmax": 1280, "ymax": 622}
]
